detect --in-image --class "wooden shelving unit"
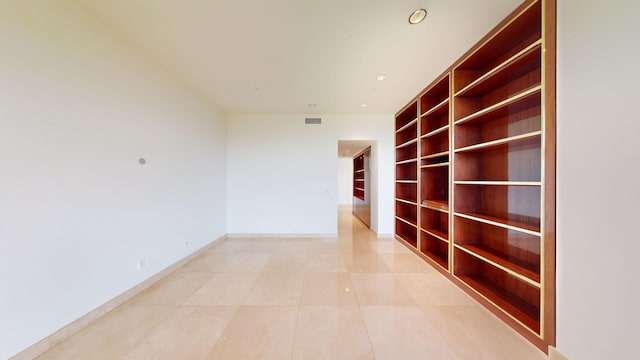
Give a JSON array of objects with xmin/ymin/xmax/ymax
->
[
  {"xmin": 353, "ymin": 154, "xmax": 365, "ymax": 201},
  {"xmin": 395, "ymin": 101, "xmax": 419, "ymax": 248},
  {"xmin": 353, "ymin": 148, "xmax": 371, "ymax": 227},
  {"xmin": 418, "ymin": 73, "xmax": 451, "ymax": 271},
  {"xmin": 393, "ymin": 0, "xmax": 555, "ymax": 351}
]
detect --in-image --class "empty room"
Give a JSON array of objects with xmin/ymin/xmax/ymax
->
[{"xmin": 1, "ymin": 0, "xmax": 638, "ymax": 359}]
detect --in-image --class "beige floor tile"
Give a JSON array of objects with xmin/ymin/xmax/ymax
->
[
  {"xmin": 304, "ymin": 253, "xmax": 348, "ymax": 273},
  {"xmin": 306, "ymin": 239, "xmax": 342, "ymax": 255},
  {"xmin": 37, "ymin": 306, "xmax": 176, "ymax": 360},
  {"xmin": 179, "ymin": 253, "xmax": 271, "ymax": 273},
  {"xmin": 419, "ymin": 305, "xmax": 546, "ymax": 360},
  {"xmin": 271, "ymin": 240, "xmax": 311, "ymax": 254},
  {"xmin": 185, "ymin": 273, "xmax": 260, "ymax": 305},
  {"xmin": 30, "ymin": 209, "xmax": 545, "ymax": 360},
  {"xmin": 360, "ymin": 306, "xmax": 459, "ymax": 360},
  {"xmin": 378, "ymin": 253, "xmax": 438, "ymax": 273},
  {"xmin": 207, "ymin": 240, "xmax": 251, "ymax": 254},
  {"xmin": 367, "ymin": 239, "xmax": 412, "ymax": 254},
  {"xmin": 126, "ymin": 272, "xmax": 212, "ymax": 306},
  {"xmin": 292, "ymin": 306, "xmax": 374, "ymax": 360},
  {"xmin": 207, "ymin": 306, "xmax": 298, "ymax": 360},
  {"xmin": 121, "ymin": 306, "xmax": 237, "ymax": 360},
  {"xmin": 339, "ymin": 242, "xmax": 376, "ymax": 255},
  {"xmin": 349, "ymin": 273, "xmax": 415, "ymax": 306},
  {"xmin": 300, "ymin": 273, "xmax": 358, "ymax": 306},
  {"xmin": 238, "ymin": 239, "xmax": 283, "ymax": 253},
  {"xmin": 396, "ymin": 273, "xmax": 476, "ymax": 305},
  {"xmin": 242, "ymin": 272, "xmax": 304, "ymax": 305},
  {"xmin": 343, "ymin": 254, "xmax": 392, "ymax": 273},
  {"xmin": 262, "ymin": 253, "xmax": 307, "ymax": 273}
]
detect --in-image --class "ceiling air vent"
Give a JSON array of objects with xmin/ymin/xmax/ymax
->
[{"xmin": 305, "ymin": 117, "xmax": 321, "ymax": 125}]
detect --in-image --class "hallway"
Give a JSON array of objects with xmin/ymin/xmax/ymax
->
[{"xmin": 34, "ymin": 208, "xmax": 545, "ymax": 359}]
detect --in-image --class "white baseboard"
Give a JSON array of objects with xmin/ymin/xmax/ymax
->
[
  {"xmin": 10, "ymin": 234, "xmax": 226, "ymax": 360},
  {"xmin": 227, "ymin": 233, "xmax": 338, "ymax": 239},
  {"xmin": 549, "ymin": 346, "xmax": 570, "ymax": 360}
]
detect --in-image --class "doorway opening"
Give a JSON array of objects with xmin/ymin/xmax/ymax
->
[{"xmin": 338, "ymin": 140, "xmax": 375, "ymax": 229}]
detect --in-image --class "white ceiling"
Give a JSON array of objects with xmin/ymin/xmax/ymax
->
[{"xmin": 75, "ymin": 0, "xmax": 523, "ymax": 115}]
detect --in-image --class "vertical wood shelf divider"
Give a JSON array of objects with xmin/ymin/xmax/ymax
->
[{"xmin": 393, "ymin": 0, "xmax": 555, "ymax": 352}]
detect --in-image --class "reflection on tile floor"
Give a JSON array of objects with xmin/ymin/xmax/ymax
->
[{"xmin": 36, "ymin": 208, "xmax": 547, "ymax": 359}]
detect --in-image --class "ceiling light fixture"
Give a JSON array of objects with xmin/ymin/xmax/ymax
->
[
  {"xmin": 408, "ymin": 8, "xmax": 427, "ymax": 24},
  {"xmin": 361, "ymin": 104, "xmax": 368, "ymax": 108},
  {"xmin": 376, "ymin": 74, "xmax": 387, "ymax": 81}
]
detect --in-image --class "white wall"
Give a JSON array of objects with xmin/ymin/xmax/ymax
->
[
  {"xmin": 0, "ymin": 1, "xmax": 227, "ymax": 358},
  {"xmin": 337, "ymin": 157, "xmax": 353, "ymax": 206},
  {"xmin": 556, "ymin": 0, "xmax": 640, "ymax": 358},
  {"xmin": 227, "ymin": 114, "xmax": 394, "ymax": 236}
]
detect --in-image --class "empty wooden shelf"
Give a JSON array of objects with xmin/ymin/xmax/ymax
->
[{"xmin": 393, "ymin": 0, "xmax": 555, "ymax": 351}]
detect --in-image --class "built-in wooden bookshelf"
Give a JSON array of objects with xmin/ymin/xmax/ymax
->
[
  {"xmin": 418, "ymin": 73, "xmax": 451, "ymax": 271},
  {"xmin": 353, "ymin": 148, "xmax": 371, "ymax": 227},
  {"xmin": 353, "ymin": 154, "xmax": 365, "ymax": 201},
  {"xmin": 393, "ymin": 0, "xmax": 555, "ymax": 351},
  {"xmin": 395, "ymin": 101, "xmax": 419, "ymax": 248}
]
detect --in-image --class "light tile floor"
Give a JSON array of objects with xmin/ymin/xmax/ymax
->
[{"xmin": 37, "ymin": 208, "xmax": 547, "ymax": 359}]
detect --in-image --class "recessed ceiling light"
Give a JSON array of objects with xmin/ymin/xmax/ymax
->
[
  {"xmin": 361, "ymin": 104, "xmax": 368, "ymax": 108},
  {"xmin": 409, "ymin": 8, "xmax": 427, "ymax": 24},
  {"xmin": 376, "ymin": 74, "xmax": 387, "ymax": 81}
]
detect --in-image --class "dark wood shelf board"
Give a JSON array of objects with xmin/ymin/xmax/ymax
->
[
  {"xmin": 457, "ymin": 275, "xmax": 540, "ymax": 334},
  {"xmin": 396, "ymin": 158, "xmax": 418, "ymax": 165},
  {"xmin": 421, "ymin": 199, "xmax": 449, "ymax": 212},
  {"xmin": 395, "ymin": 233, "xmax": 418, "ymax": 248},
  {"xmin": 396, "ymin": 216, "xmax": 418, "ymax": 228},
  {"xmin": 421, "ymin": 227, "xmax": 449, "ymax": 242},
  {"xmin": 454, "ymin": 131, "xmax": 541, "ymax": 154},
  {"xmin": 456, "ymin": 40, "xmax": 542, "ymax": 97},
  {"xmin": 454, "ymin": 181, "xmax": 541, "ymax": 186},
  {"xmin": 454, "ymin": 86, "xmax": 541, "ymax": 125},
  {"xmin": 455, "ymin": 244, "xmax": 540, "ymax": 284},
  {"xmin": 420, "ymin": 98, "xmax": 449, "ymax": 118},
  {"xmin": 396, "ymin": 138, "xmax": 418, "ymax": 148},
  {"xmin": 421, "ymin": 249, "xmax": 449, "ymax": 270},
  {"xmin": 454, "ymin": 212, "xmax": 540, "ymax": 236},
  {"xmin": 396, "ymin": 198, "xmax": 418, "ymax": 206},
  {"xmin": 396, "ymin": 118, "xmax": 418, "ymax": 133},
  {"xmin": 422, "ymin": 151, "xmax": 449, "ymax": 160},
  {"xmin": 421, "ymin": 124, "xmax": 449, "ymax": 139},
  {"xmin": 421, "ymin": 162, "xmax": 449, "ymax": 169}
]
